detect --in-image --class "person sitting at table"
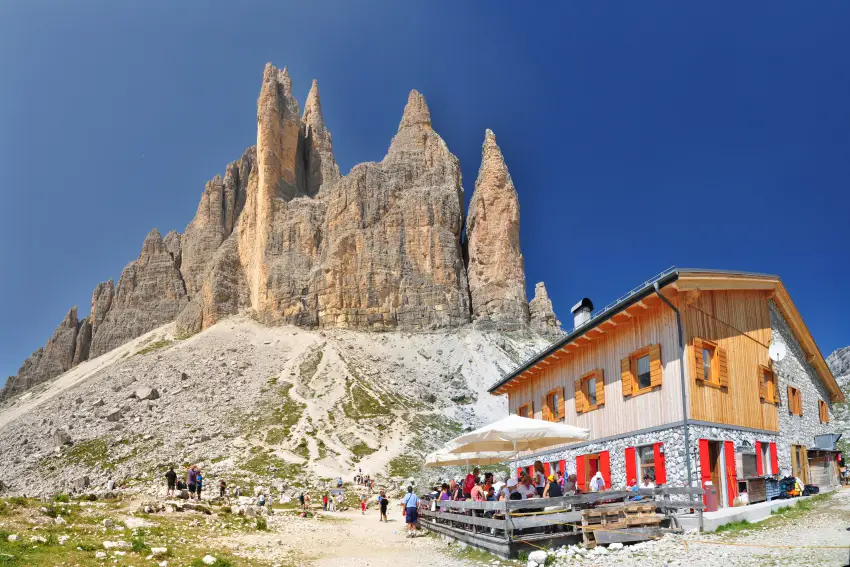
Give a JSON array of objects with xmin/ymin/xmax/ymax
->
[
  {"xmin": 564, "ymin": 474, "xmax": 578, "ymax": 494},
  {"xmin": 641, "ymin": 474, "xmax": 655, "ymax": 489},
  {"xmin": 543, "ymin": 474, "xmax": 563, "ymax": 498},
  {"xmin": 533, "ymin": 461, "xmax": 547, "ymax": 497},
  {"xmin": 627, "ymin": 478, "xmax": 642, "ymax": 501},
  {"xmin": 500, "ymin": 478, "xmax": 517, "ymax": 501},
  {"xmin": 590, "ymin": 471, "xmax": 606, "ymax": 492},
  {"xmin": 517, "ymin": 474, "xmax": 537, "ymax": 499}
]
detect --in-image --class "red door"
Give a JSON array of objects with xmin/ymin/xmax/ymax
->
[
  {"xmin": 653, "ymin": 443, "xmax": 666, "ymax": 485},
  {"xmin": 724, "ymin": 441, "xmax": 738, "ymax": 507},
  {"xmin": 576, "ymin": 456, "xmax": 586, "ymax": 492},
  {"xmin": 699, "ymin": 439, "xmax": 711, "ymax": 505},
  {"xmin": 625, "ymin": 447, "xmax": 636, "ymax": 485}
]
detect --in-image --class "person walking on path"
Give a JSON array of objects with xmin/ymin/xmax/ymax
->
[
  {"xmin": 298, "ymin": 492, "xmax": 306, "ymax": 511},
  {"xmin": 360, "ymin": 493, "xmax": 367, "ymax": 515},
  {"xmin": 328, "ymin": 492, "xmax": 335, "ymax": 512},
  {"xmin": 165, "ymin": 467, "xmax": 177, "ymax": 497},
  {"xmin": 323, "ymin": 493, "xmax": 329, "ymax": 511},
  {"xmin": 401, "ymin": 486, "xmax": 420, "ymax": 538},
  {"xmin": 378, "ymin": 489, "xmax": 388, "ymax": 522},
  {"xmin": 219, "ymin": 479, "xmax": 226, "ymax": 499}
]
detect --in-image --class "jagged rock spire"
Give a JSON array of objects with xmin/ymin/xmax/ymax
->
[
  {"xmin": 397, "ymin": 90, "xmax": 432, "ymax": 130},
  {"xmin": 466, "ymin": 129, "xmax": 529, "ymax": 330},
  {"xmin": 257, "ymin": 63, "xmax": 302, "ymax": 201},
  {"xmin": 529, "ymin": 282, "xmax": 562, "ymax": 337},
  {"xmin": 300, "ymin": 79, "xmax": 340, "ymax": 197}
]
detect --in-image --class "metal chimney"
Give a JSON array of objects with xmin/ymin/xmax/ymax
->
[{"xmin": 571, "ymin": 298, "xmax": 594, "ymax": 329}]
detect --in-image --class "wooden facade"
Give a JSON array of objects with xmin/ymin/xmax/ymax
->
[
  {"xmin": 505, "ymin": 296, "xmax": 685, "ymax": 440},
  {"xmin": 492, "ymin": 270, "xmax": 843, "ymax": 443},
  {"xmin": 681, "ymin": 289, "xmax": 779, "ymax": 431}
]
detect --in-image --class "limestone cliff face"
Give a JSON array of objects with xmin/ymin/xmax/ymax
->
[
  {"xmin": 1, "ymin": 307, "xmax": 79, "ymax": 400},
  {"xmin": 317, "ymin": 90, "xmax": 470, "ymax": 329},
  {"xmin": 3, "ymin": 63, "xmax": 562, "ymax": 400},
  {"xmin": 89, "ymin": 229, "xmax": 188, "ymax": 357},
  {"xmin": 466, "ymin": 129, "xmax": 528, "ymax": 330},
  {"xmin": 529, "ymin": 282, "xmax": 562, "ymax": 337},
  {"xmin": 181, "ymin": 148, "xmax": 255, "ymax": 296}
]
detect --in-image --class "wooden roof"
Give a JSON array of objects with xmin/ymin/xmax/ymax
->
[{"xmin": 489, "ymin": 268, "xmax": 844, "ymax": 403}]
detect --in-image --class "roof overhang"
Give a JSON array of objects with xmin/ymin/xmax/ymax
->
[{"xmin": 489, "ymin": 268, "xmax": 844, "ymax": 403}]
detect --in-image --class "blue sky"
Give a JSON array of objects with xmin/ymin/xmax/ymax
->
[{"xmin": 1, "ymin": 1, "xmax": 849, "ymax": 383}]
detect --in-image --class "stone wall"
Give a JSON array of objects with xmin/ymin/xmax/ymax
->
[
  {"xmin": 769, "ymin": 300, "xmax": 834, "ymax": 475},
  {"xmin": 514, "ymin": 425, "xmax": 690, "ymax": 488}
]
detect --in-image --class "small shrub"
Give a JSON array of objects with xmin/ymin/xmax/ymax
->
[
  {"xmin": 78, "ymin": 543, "xmax": 98, "ymax": 552},
  {"xmin": 255, "ymin": 517, "xmax": 268, "ymax": 531},
  {"xmin": 53, "ymin": 493, "xmax": 70, "ymax": 503},
  {"xmin": 131, "ymin": 536, "xmax": 150, "ymax": 553},
  {"xmin": 8, "ymin": 497, "xmax": 27, "ymax": 507}
]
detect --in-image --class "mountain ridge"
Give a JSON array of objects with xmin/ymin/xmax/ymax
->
[{"xmin": 1, "ymin": 62, "xmax": 562, "ymax": 402}]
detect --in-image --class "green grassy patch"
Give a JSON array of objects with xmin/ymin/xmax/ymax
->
[
  {"xmin": 294, "ymin": 438, "xmax": 310, "ymax": 459},
  {"xmin": 388, "ymin": 455, "xmax": 420, "ymax": 478},
  {"xmin": 63, "ymin": 439, "xmax": 111, "ymax": 469},
  {"xmin": 350, "ymin": 442, "xmax": 376, "ymax": 461},
  {"xmin": 136, "ymin": 339, "xmax": 173, "ymax": 355},
  {"xmin": 241, "ymin": 453, "xmax": 302, "ymax": 483},
  {"xmin": 715, "ymin": 519, "xmax": 752, "ymax": 533}
]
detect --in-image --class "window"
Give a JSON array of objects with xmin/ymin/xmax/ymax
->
[
  {"xmin": 759, "ymin": 366, "xmax": 780, "ymax": 404},
  {"xmin": 787, "ymin": 386, "xmax": 802, "ymax": 416},
  {"xmin": 637, "ymin": 445, "xmax": 656, "ymax": 483},
  {"xmin": 575, "ymin": 369, "xmax": 604, "ymax": 413},
  {"xmin": 819, "ymin": 400, "xmax": 829, "ymax": 423},
  {"xmin": 759, "ymin": 442, "xmax": 772, "ymax": 475},
  {"xmin": 543, "ymin": 387, "xmax": 564, "ymax": 422},
  {"xmin": 517, "ymin": 402, "xmax": 533, "ymax": 418},
  {"xmin": 637, "ymin": 355, "xmax": 652, "ymax": 390},
  {"xmin": 621, "ymin": 345, "xmax": 662, "ymax": 397},
  {"xmin": 693, "ymin": 338, "xmax": 728, "ymax": 388}
]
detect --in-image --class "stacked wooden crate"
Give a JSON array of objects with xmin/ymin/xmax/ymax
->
[{"xmin": 581, "ymin": 503, "xmax": 661, "ymax": 547}]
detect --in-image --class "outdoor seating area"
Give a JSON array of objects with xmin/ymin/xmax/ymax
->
[{"xmin": 418, "ymin": 486, "xmax": 705, "ymax": 558}]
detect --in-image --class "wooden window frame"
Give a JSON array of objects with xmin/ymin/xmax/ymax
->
[
  {"xmin": 635, "ymin": 444, "xmax": 656, "ymax": 483},
  {"xmin": 786, "ymin": 386, "xmax": 802, "ymax": 416},
  {"xmin": 575, "ymin": 369, "xmax": 604, "ymax": 413},
  {"xmin": 819, "ymin": 400, "xmax": 829, "ymax": 423},
  {"xmin": 517, "ymin": 402, "xmax": 534, "ymax": 419},
  {"xmin": 759, "ymin": 365, "xmax": 780, "ymax": 405},
  {"xmin": 693, "ymin": 338, "xmax": 729, "ymax": 390},
  {"xmin": 543, "ymin": 387, "xmax": 565, "ymax": 422},
  {"xmin": 622, "ymin": 345, "xmax": 662, "ymax": 397}
]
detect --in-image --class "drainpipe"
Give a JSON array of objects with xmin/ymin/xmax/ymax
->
[{"xmin": 654, "ymin": 282, "xmax": 694, "ymax": 493}]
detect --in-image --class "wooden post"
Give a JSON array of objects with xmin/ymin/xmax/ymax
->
[{"xmin": 505, "ymin": 504, "xmax": 512, "ymax": 545}]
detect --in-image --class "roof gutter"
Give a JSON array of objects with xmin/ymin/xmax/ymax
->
[{"xmin": 488, "ymin": 270, "xmax": 681, "ymax": 393}]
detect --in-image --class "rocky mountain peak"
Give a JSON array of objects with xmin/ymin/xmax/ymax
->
[
  {"xmin": 466, "ymin": 129, "xmax": 529, "ymax": 330},
  {"xmin": 397, "ymin": 89, "xmax": 431, "ymax": 130},
  {"xmin": 827, "ymin": 346, "xmax": 850, "ymax": 381},
  {"xmin": 2, "ymin": 63, "xmax": 563, "ymax": 403},
  {"xmin": 300, "ymin": 79, "xmax": 340, "ymax": 197},
  {"xmin": 529, "ymin": 282, "xmax": 562, "ymax": 337}
]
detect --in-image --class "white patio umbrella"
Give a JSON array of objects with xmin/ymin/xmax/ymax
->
[
  {"xmin": 424, "ymin": 450, "xmax": 517, "ymax": 468},
  {"xmin": 446, "ymin": 414, "xmax": 589, "ymax": 454}
]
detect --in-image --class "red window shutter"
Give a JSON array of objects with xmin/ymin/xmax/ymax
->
[
  {"xmin": 527, "ymin": 465, "xmax": 534, "ymax": 478},
  {"xmin": 769, "ymin": 442, "xmax": 779, "ymax": 475},
  {"xmin": 699, "ymin": 439, "xmax": 711, "ymax": 505},
  {"xmin": 755, "ymin": 441, "xmax": 763, "ymax": 476},
  {"xmin": 576, "ymin": 456, "xmax": 587, "ymax": 492},
  {"xmin": 516, "ymin": 468, "xmax": 522, "ymax": 479},
  {"xmin": 654, "ymin": 443, "xmax": 666, "ymax": 485},
  {"xmin": 624, "ymin": 447, "xmax": 637, "ymax": 485},
  {"xmin": 544, "ymin": 462, "xmax": 551, "ymax": 477},
  {"xmin": 724, "ymin": 441, "xmax": 738, "ymax": 507},
  {"xmin": 599, "ymin": 451, "xmax": 611, "ymax": 488},
  {"xmin": 558, "ymin": 459, "xmax": 566, "ymax": 476}
]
